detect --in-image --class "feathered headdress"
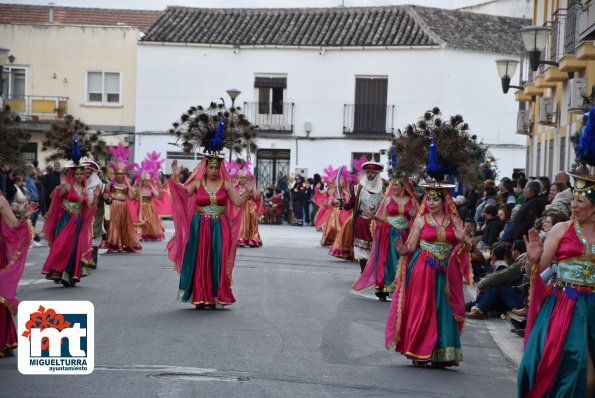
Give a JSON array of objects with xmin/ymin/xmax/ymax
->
[
  {"xmin": 237, "ymin": 158, "xmax": 254, "ymax": 178},
  {"xmin": 169, "ymin": 101, "xmax": 258, "ymax": 159},
  {"xmin": 322, "ymin": 165, "xmax": 337, "ymax": 184},
  {"xmin": 42, "ymin": 114, "xmax": 108, "ymax": 164},
  {"xmin": 569, "ymin": 107, "xmax": 595, "ymax": 198},
  {"xmin": 134, "ymin": 151, "xmax": 165, "ymax": 181},
  {"xmin": 108, "ymin": 142, "xmax": 136, "ymax": 173},
  {"xmin": 391, "ymin": 107, "xmax": 484, "ymax": 185},
  {"xmin": 224, "ymin": 159, "xmax": 241, "ymax": 179},
  {"xmin": 352, "ymin": 154, "xmax": 368, "ymax": 175}
]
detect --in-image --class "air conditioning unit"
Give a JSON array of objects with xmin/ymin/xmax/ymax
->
[
  {"xmin": 538, "ymin": 96, "xmax": 556, "ymax": 126},
  {"xmin": 568, "ymin": 77, "xmax": 588, "ymax": 114},
  {"xmin": 516, "ymin": 110, "xmax": 533, "ymax": 135}
]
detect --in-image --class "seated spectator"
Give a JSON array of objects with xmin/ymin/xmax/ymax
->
[
  {"xmin": 264, "ymin": 188, "xmax": 283, "ymax": 224},
  {"xmin": 545, "ymin": 184, "xmax": 572, "ymax": 218},
  {"xmin": 465, "ymin": 219, "xmax": 488, "ymax": 282},
  {"xmin": 499, "ymin": 204, "xmax": 520, "ymax": 243},
  {"xmin": 499, "ymin": 177, "xmax": 517, "ymax": 210},
  {"xmin": 480, "ymin": 204, "xmax": 504, "ymax": 247},
  {"xmin": 474, "ymin": 185, "xmax": 498, "ymax": 228},
  {"xmin": 512, "ymin": 180, "xmax": 545, "ymax": 242},
  {"xmin": 467, "ymin": 241, "xmax": 526, "ymax": 319}
]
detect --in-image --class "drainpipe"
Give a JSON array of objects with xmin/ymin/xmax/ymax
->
[{"xmin": 48, "ymin": 2, "xmax": 54, "ymax": 23}]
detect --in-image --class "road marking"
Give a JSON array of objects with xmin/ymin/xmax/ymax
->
[
  {"xmin": 18, "ymin": 278, "xmax": 53, "ymax": 286},
  {"xmin": 349, "ymin": 289, "xmax": 393, "ymax": 302}
]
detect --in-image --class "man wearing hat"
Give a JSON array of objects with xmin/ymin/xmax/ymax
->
[{"xmin": 343, "ymin": 161, "xmax": 385, "ymax": 272}]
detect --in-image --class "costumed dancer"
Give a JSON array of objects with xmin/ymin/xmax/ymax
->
[
  {"xmin": 517, "ymin": 108, "xmax": 595, "ymax": 398},
  {"xmin": 83, "ymin": 160, "xmax": 109, "ymax": 268},
  {"xmin": 236, "ymin": 160, "xmax": 264, "ymax": 247},
  {"xmin": 385, "ymin": 133, "xmax": 475, "ymax": 367},
  {"xmin": 332, "ymin": 162, "xmax": 385, "ymax": 269},
  {"xmin": 313, "ymin": 165, "xmax": 336, "ymax": 231},
  {"xmin": 354, "ymin": 150, "xmax": 419, "ymax": 300},
  {"xmin": 0, "ymin": 193, "xmax": 37, "ymax": 357},
  {"xmin": 320, "ymin": 169, "xmax": 352, "ymax": 247},
  {"xmin": 105, "ymin": 143, "xmax": 142, "ymax": 253},
  {"xmin": 131, "ymin": 152, "xmax": 168, "ymax": 241},
  {"xmin": 42, "ymin": 137, "xmax": 98, "ymax": 287},
  {"xmin": 167, "ymin": 101, "xmax": 257, "ymax": 308},
  {"xmin": 329, "ymin": 166, "xmax": 359, "ymax": 260}
]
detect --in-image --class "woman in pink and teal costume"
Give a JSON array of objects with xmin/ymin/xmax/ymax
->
[
  {"xmin": 0, "ymin": 194, "xmax": 37, "ymax": 357},
  {"xmin": 353, "ymin": 176, "xmax": 418, "ymax": 300},
  {"xmin": 385, "ymin": 182, "xmax": 472, "ymax": 367},
  {"xmin": 518, "ymin": 109, "xmax": 595, "ymax": 398},
  {"xmin": 42, "ymin": 139, "xmax": 97, "ymax": 287},
  {"xmin": 167, "ymin": 101, "xmax": 257, "ymax": 308},
  {"xmin": 168, "ymin": 154, "xmax": 250, "ymax": 308}
]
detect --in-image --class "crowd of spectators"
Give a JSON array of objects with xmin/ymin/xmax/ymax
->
[{"xmin": 458, "ymin": 169, "xmax": 573, "ymax": 339}]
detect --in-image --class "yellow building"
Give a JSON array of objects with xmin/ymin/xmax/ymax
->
[
  {"xmin": 516, "ymin": 0, "xmax": 595, "ymax": 177},
  {"xmin": 0, "ymin": 4, "xmax": 160, "ymax": 168}
]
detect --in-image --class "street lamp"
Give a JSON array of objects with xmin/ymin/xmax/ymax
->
[
  {"xmin": 0, "ymin": 47, "xmax": 9, "ymax": 105},
  {"xmin": 496, "ymin": 59, "xmax": 523, "ymax": 93},
  {"xmin": 226, "ymin": 88, "xmax": 241, "ymax": 108},
  {"xmin": 521, "ymin": 26, "xmax": 559, "ymax": 72}
]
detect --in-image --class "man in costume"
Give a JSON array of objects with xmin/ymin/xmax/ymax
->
[{"xmin": 343, "ymin": 161, "xmax": 385, "ymax": 272}]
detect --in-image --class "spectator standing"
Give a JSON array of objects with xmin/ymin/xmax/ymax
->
[
  {"xmin": 276, "ymin": 171, "xmax": 287, "ymax": 192},
  {"xmin": 41, "ymin": 161, "xmax": 62, "ymax": 216},
  {"xmin": 291, "ymin": 175, "xmax": 307, "ymax": 226},
  {"xmin": 25, "ymin": 165, "xmax": 42, "ymax": 246}
]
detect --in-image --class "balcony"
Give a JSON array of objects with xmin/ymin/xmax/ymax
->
[
  {"xmin": 242, "ymin": 101, "xmax": 294, "ymax": 133},
  {"xmin": 343, "ymin": 104, "xmax": 395, "ymax": 135},
  {"xmin": 4, "ymin": 95, "xmax": 69, "ymax": 121},
  {"xmin": 578, "ymin": 0, "xmax": 595, "ymax": 41}
]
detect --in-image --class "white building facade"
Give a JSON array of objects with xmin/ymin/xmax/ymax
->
[{"xmin": 135, "ymin": 5, "xmax": 528, "ymax": 188}]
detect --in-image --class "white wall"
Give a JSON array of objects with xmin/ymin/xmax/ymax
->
[{"xmin": 136, "ymin": 44, "xmax": 525, "ymax": 180}]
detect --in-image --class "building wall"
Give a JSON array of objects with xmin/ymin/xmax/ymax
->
[
  {"xmin": 0, "ymin": 23, "xmax": 138, "ymax": 130},
  {"xmin": 136, "ymin": 44, "xmax": 525, "ymax": 180},
  {"xmin": 458, "ymin": 0, "xmax": 533, "ymax": 19}
]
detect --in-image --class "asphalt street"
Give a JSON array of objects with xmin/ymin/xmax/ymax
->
[{"xmin": 1, "ymin": 222, "xmax": 520, "ymax": 397}]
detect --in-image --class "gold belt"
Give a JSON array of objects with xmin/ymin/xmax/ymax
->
[
  {"xmin": 197, "ymin": 205, "xmax": 225, "ymax": 216},
  {"xmin": 62, "ymin": 200, "xmax": 82, "ymax": 214},
  {"xmin": 141, "ymin": 197, "xmax": 152, "ymax": 203}
]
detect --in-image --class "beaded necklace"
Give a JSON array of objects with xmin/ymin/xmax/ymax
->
[
  {"xmin": 203, "ymin": 179, "xmax": 223, "ymax": 206},
  {"xmin": 574, "ymin": 220, "xmax": 595, "ymax": 256}
]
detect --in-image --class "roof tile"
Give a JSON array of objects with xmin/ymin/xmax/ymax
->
[
  {"xmin": 0, "ymin": 3, "xmax": 161, "ymax": 32},
  {"xmin": 142, "ymin": 6, "xmax": 528, "ymax": 55}
]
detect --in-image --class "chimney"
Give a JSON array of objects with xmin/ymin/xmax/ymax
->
[{"xmin": 48, "ymin": 2, "xmax": 54, "ymax": 23}]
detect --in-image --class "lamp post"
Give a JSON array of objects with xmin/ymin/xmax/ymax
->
[
  {"xmin": 496, "ymin": 59, "xmax": 523, "ymax": 93},
  {"xmin": 521, "ymin": 26, "xmax": 559, "ymax": 72},
  {"xmin": 226, "ymin": 88, "xmax": 241, "ymax": 108},
  {"xmin": 226, "ymin": 89, "xmax": 241, "ymax": 161},
  {"xmin": 0, "ymin": 47, "xmax": 10, "ymax": 107}
]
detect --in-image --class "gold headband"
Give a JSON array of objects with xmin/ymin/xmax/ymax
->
[
  {"xmin": 426, "ymin": 188, "xmax": 445, "ymax": 200},
  {"xmin": 207, "ymin": 157, "xmax": 223, "ymax": 166}
]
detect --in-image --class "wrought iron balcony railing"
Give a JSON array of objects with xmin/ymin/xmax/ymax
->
[
  {"xmin": 3, "ymin": 95, "xmax": 69, "ymax": 120},
  {"xmin": 242, "ymin": 101, "xmax": 294, "ymax": 133},
  {"xmin": 343, "ymin": 104, "xmax": 395, "ymax": 135}
]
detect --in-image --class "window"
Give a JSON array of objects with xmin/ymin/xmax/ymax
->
[
  {"xmin": 559, "ymin": 136, "xmax": 566, "ymax": 171},
  {"xmin": 254, "ymin": 76, "xmax": 286, "ymax": 115},
  {"xmin": 1, "ymin": 66, "xmax": 26, "ymax": 99},
  {"xmin": 86, "ymin": 71, "xmax": 121, "ymax": 104},
  {"xmin": 354, "ymin": 76, "xmax": 388, "ymax": 133},
  {"xmin": 21, "ymin": 143, "xmax": 37, "ymax": 163}
]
